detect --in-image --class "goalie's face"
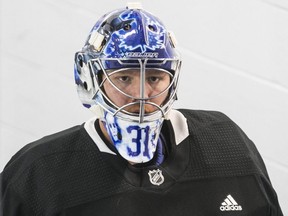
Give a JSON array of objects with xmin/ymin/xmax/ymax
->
[{"xmin": 102, "ymin": 68, "xmax": 171, "ymax": 116}]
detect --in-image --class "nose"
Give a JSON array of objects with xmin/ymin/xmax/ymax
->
[
  {"xmin": 125, "ymin": 81, "xmax": 157, "ymax": 114},
  {"xmin": 129, "ymin": 81, "xmax": 153, "ymax": 99}
]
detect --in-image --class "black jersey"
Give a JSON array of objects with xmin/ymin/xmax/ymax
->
[{"xmin": 0, "ymin": 109, "xmax": 283, "ymax": 216}]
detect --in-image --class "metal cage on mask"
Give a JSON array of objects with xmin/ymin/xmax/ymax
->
[{"xmin": 89, "ymin": 57, "xmax": 181, "ymax": 123}]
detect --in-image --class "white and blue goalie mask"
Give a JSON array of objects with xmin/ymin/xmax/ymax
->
[{"xmin": 74, "ymin": 4, "xmax": 181, "ymax": 163}]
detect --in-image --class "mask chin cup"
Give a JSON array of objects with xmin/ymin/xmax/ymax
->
[{"xmin": 103, "ymin": 111, "xmax": 164, "ymax": 163}]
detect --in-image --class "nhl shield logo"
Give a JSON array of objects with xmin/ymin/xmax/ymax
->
[{"xmin": 148, "ymin": 169, "xmax": 164, "ymax": 186}]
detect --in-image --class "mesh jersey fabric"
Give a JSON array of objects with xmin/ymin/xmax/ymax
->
[{"xmin": 0, "ymin": 109, "xmax": 283, "ymax": 216}]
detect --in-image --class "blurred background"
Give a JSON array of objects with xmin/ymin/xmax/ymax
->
[{"xmin": 0, "ymin": 0, "xmax": 287, "ymax": 212}]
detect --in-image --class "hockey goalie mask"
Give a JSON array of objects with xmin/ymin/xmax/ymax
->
[{"xmin": 74, "ymin": 4, "xmax": 181, "ymax": 163}]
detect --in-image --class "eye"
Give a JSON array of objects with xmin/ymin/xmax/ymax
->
[
  {"xmin": 147, "ymin": 76, "xmax": 161, "ymax": 83},
  {"xmin": 118, "ymin": 76, "xmax": 131, "ymax": 83}
]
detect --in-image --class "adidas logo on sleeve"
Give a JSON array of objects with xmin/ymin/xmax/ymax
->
[{"xmin": 220, "ymin": 194, "xmax": 242, "ymax": 211}]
